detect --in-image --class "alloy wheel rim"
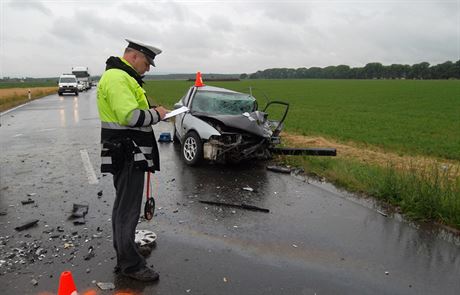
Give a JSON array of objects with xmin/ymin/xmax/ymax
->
[{"xmin": 184, "ymin": 137, "xmax": 197, "ymax": 161}]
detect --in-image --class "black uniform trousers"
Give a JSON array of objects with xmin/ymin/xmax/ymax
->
[{"xmin": 112, "ymin": 160, "xmax": 146, "ymax": 274}]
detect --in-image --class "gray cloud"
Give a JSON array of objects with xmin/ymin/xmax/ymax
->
[
  {"xmin": 256, "ymin": 2, "xmax": 312, "ymax": 24},
  {"xmin": 1, "ymin": 0, "xmax": 458, "ymax": 77},
  {"xmin": 8, "ymin": 0, "xmax": 52, "ymax": 16}
]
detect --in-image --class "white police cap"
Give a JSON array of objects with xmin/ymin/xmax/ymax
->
[{"xmin": 125, "ymin": 39, "xmax": 162, "ymax": 66}]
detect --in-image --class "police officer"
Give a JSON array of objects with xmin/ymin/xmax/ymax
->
[{"xmin": 97, "ymin": 39, "xmax": 169, "ymax": 282}]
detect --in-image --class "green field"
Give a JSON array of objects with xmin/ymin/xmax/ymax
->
[
  {"xmin": 145, "ymin": 79, "xmax": 460, "ymax": 160},
  {"xmin": 0, "ymin": 81, "xmax": 57, "ymax": 89}
]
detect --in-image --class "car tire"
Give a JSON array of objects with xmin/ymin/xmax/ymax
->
[
  {"xmin": 75, "ymin": 91, "xmax": 79, "ymax": 96},
  {"xmin": 181, "ymin": 131, "xmax": 203, "ymax": 166},
  {"xmin": 58, "ymin": 92, "xmax": 62, "ymax": 96}
]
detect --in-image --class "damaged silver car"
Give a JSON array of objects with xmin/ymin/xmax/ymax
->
[
  {"xmin": 173, "ymin": 79, "xmax": 336, "ymax": 166},
  {"xmin": 173, "ymin": 81, "xmax": 288, "ymax": 165}
]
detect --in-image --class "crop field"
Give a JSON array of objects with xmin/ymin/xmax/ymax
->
[
  {"xmin": 0, "ymin": 87, "xmax": 57, "ymax": 112},
  {"xmin": 0, "ymin": 81, "xmax": 57, "ymax": 89},
  {"xmin": 145, "ymin": 79, "xmax": 460, "ymax": 161}
]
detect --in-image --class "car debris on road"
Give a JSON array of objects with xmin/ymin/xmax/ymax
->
[
  {"xmin": 14, "ymin": 219, "xmax": 39, "ymax": 231},
  {"xmin": 199, "ymin": 200, "xmax": 270, "ymax": 213},
  {"xmin": 266, "ymin": 165, "xmax": 292, "ymax": 174}
]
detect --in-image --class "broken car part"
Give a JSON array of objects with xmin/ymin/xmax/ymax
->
[
  {"xmin": 266, "ymin": 165, "xmax": 292, "ymax": 173},
  {"xmin": 135, "ymin": 230, "xmax": 157, "ymax": 247},
  {"xmin": 199, "ymin": 200, "xmax": 270, "ymax": 213},
  {"xmin": 269, "ymin": 147, "xmax": 337, "ymax": 156},
  {"xmin": 71, "ymin": 203, "xmax": 88, "ymax": 218},
  {"xmin": 21, "ymin": 198, "xmax": 35, "ymax": 205},
  {"xmin": 14, "ymin": 219, "xmax": 39, "ymax": 231}
]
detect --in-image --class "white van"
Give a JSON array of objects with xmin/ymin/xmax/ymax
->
[{"xmin": 58, "ymin": 74, "xmax": 78, "ymax": 96}]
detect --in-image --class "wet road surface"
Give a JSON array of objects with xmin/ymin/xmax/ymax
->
[{"xmin": 1, "ymin": 90, "xmax": 459, "ymax": 294}]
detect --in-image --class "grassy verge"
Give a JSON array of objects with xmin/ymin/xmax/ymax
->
[
  {"xmin": 0, "ymin": 87, "xmax": 57, "ymax": 112},
  {"xmin": 280, "ymin": 155, "xmax": 460, "ymax": 229}
]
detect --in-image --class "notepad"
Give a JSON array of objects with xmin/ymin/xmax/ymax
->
[{"xmin": 163, "ymin": 106, "xmax": 189, "ymax": 120}]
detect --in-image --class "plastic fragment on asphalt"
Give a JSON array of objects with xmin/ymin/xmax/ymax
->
[
  {"xmin": 30, "ymin": 279, "xmax": 38, "ymax": 286},
  {"xmin": 266, "ymin": 165, "xmax": 292, "ymax": 174},
  {"xmin": 158, "ymin": 132, "xmax": 172, "ymax": 142},
  {"xmin": 73, "ymin": 217, "xmax": 86, "ymax": 225},
  {"xmin": 377, "ymin": 210, "xmax": 388, "ymax": 217},
  {"xmin": 14, "ymin": 219, "xmax": 39, "ymax": 231},
  {"xmin": 84, "ymin": 246, "xmax": 95, "ymax": 260},
  {"xmin": 242, "ymin": 186, "xmax": 254, "ymax": 192},
  {"xmin": 21, "ymin": 198, "xmax": 35, "ymax": 205},
  {"xmin": 199, "ymin": 200, "xmax": 270, "ymax": 213},
  {"xmin": 223, "ymin": 277, "xmax": 228, "ymax": 283},
  {"xmin": 135, "ymin": 230, "xmax": 157, "ymax": 247},
  {"xmin": 292, "ymin": 244, "xmax": 298, "ymax": 248},
  {"xmin": 96, "ymin": 282, "xmax": 115, "ymax": 290},
  {"xmin": 63, "ymin": 243, "xmax": 73, "ymax": 249},
  {"xmin": 70, "ymin": 203, "xmax": 89, "ymax": 225},
  {"xmin": 71, "ymin": 203, "xmax": 89, "ymax": 218}
]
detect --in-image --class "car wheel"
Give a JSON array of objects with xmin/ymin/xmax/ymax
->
[
  {"xmin": 58, "ymin": 92, "xmax": 62, "ymax": 96},
  {"xmin": 75, "ymin": 92, "xmax": 79, "ymax": 96},
  {"xmin": 181, "ymin": 131, "xmax": 203, "ymax": 166}
]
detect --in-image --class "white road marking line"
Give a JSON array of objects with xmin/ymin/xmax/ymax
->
[
  {"xmin": 80, "ymin": 149, "xmax": 99, "ymax": 184},
  {"xmin": 0, "ymin": 101, "xmax": 33, "ymax": 116},
  {"xmin": 39, "ymin": 128, "xmax": 56, "ymax": 132},
  {"xmin": 12, "ymin": 134, "xmax": 23, "ymax": 137}
]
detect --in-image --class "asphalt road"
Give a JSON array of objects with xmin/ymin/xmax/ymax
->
[{"xmin": 1, "ymin": 90, "xmax": 459, "ymax": 295}]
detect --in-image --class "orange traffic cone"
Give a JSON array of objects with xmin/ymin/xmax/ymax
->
[
  {"xmin": 195, "ymin": 71, "xmax": 205, "ymax": 87},
  {"xmin": 57, "ymin": 271, "xmax": 78, "ymax": 295}
]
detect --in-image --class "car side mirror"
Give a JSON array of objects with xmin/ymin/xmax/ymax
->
[{"xmin": 174, "ymin": 103, "xmax": 182, "ymax": 110}]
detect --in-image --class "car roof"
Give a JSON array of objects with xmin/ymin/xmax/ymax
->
[{"xmin": 196, "ymin": 85, "xmax": 241, "ymax": 94}]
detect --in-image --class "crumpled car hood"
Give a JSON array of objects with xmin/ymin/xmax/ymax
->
[{"xmin": 193, "ymin": 111, "xmax": 270, "ymax": 138}]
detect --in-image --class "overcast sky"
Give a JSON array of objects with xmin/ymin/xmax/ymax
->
[{"xmin": 1, "ymin": 0, "xmax": 459, "ymax": 78}]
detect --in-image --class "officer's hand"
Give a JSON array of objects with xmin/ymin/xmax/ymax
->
[{"xmin": 155, "ymin": 106, "xmax": 170, "ymax": 120}]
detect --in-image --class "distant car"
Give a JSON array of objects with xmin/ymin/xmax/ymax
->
[
  {"xmin": 58, "ymin": 74, "xmax": 78, "ymax": 96},
  {"xmin": 77, "ymin": 82, "xmax": 85, "ymax": 92},
  {"xmin": 173, "ymin": 84, "xmax": 288, "ymax": 165}
]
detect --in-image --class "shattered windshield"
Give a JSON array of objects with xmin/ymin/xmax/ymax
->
[{"xmin": 191, "ymin": 91, "xmax": 256, "ymax": 115}]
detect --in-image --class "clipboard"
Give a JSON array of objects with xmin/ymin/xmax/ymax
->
[{"xmin": 163, "ymin": 106, "xmax": 189, "ymax": 120}]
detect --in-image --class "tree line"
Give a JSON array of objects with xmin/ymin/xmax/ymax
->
[{"xmin": 242, "ymin": 60, "xmax": 460, "ymax": 80}]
